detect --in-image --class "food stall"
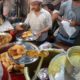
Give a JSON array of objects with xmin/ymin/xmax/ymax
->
[
  {"xmin": 0, "ymin": 0, "xmax": 80, "ymax": 80},
  {"xmin": 0, "ymin": 21, "xmax": 80, "ymax": 80},
  {"xmin": 0, "ymin": 21, "xmax": 66, "ymax": 80}
]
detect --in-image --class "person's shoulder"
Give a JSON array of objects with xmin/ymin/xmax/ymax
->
[
  {"xmin": 27, "ymin": 10, "xmax": 34, "ymax": 17},
  {"xmin": 41, "ymin": 8, "xmax": 51, "ymax": 16},
  {"xmin": 61, "ymin": 0, "xmax": 70, "ymax": 7}
]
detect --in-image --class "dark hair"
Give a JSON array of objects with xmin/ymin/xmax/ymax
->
[{"xmin": 43, "ymin": 3, "xmax": 54, "ymax": 11}]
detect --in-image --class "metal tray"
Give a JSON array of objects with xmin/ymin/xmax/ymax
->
[
  {"xmin": 16, "ymin": 31, "xmax": 37, "ymax": 42},
  {"xmin": 8, "ymin": 41, "xmax": 39, "ymax": 65}
]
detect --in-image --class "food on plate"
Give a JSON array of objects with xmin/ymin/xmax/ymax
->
[
  {"xmin": 0, "ymin": 52, "xmax": 24, "ymax": 72},
  {"xmin": 26, "ymin": 50, "xmax": 49, "ymax": 58},
  {"xmin": 69, "ymin": 52, "xmax": 80, "ymax": 68},
  {"xmin": 48, "ymin": 55, "xmax": 67, "ymax": 76},
  {"xmin": 26, "ymin": 50, "xmax": 40, "ymax": 58},
  {"xmin": 8, "ymin": 44, "xmax": 26, "ymax": 60},
  {"xmin": 0, "ymin": 33, "xmax": 12, "ymax": 46},
  {"xmin": 39, "ymin": 50, "xmax": 49, "ymax": 57},
  {"xmin": 0, "ymin": 52, "xmax": 15, "ymax": 72},
  {"xmin": 22, "ymin": 31, "xmax": 32, "ymax": 39}
]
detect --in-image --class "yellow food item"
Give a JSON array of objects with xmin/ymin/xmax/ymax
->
[
  {"xmin": 8, "ymin": 44, "xmax": 26, "ymax": 60},
  {"xmin": 26, "ymin": 50, "xmax": 49, "ymax": 58},
  {"xmin": 26, "ymin": 50, "xmax": 40, "ymax": 58},
  {"xmin": 39, "ymin": 50, "xmax": 49, "ymax": 57},
  {"xmin": 22, "ymin": 31, "xmax": 32, "ymax": 39},
  {"xmin": 70, "ymin": 53, "xmax": 80, "ymax": 56},
  {"xmin": 0, "ymin": 52, "xmax": 15, "ymax": 72},
  {"xmin": 12, "ymin": 55, "xmax": 22, "ymax": 60},
  {"xmin": 48, "ymin": 55, "xmax": 67, "ymax": 76},
  {"xmin": 0, "ymin": 52, "xmax": 24, "ymax": 72},
  {"xmin": 13, "ymin": 64, "xmax": 24, "ymax": 73},
  {"xmin": 0, "ymin": 34, "xmax": 12, "ymax": 46},
  {"xmin": 69, "ymin": 53, "xmax": 80, "ymax": 68}
]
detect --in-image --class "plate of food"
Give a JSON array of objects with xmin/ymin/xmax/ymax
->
[
  {"xmin": 0, "ymin": 33, "xmax": 12, "ymax": 46},
  {"xmin": 7, "ymin": 41, "xmax": 39, "ymax": 65},
  {"xmin": 0, "ymin": 52, "xmax": 25, "ymax": 73},
  {"xmin": 16, "ymin": 31, "xmax": 38, "ymax": 41}
]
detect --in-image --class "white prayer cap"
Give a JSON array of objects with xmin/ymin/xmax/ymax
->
[{"xmin": 30, "ymin": 0, "xmax": 43, "ymax": 3}]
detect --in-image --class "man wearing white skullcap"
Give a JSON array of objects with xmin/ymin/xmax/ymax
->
[{"xmin": 23, "ymin": 0, "xmax": 52, "ymax": 44}]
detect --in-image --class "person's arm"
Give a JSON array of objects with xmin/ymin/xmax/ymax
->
[
  {"xmin": 40, "ymin": 27, "xmax": 50, "ymax": 33},
  {"xmin": 70, "ymin": 20, "xmax": 80, "ymax": 27},
  {"xmin": 40, "ymin": 13, "xmax": 52, "ymax": 33},
  {"xmin": 52, "ymin": 2, "xmax": 66, "ymax": 22},
  {"xmin": 58, "ymin": 2, "xmax": 67, "ymax": 21},
  {"xmin": 76, "ymin": 22, "xmax": 80, "ymax": 26},
  {"xmin": 59, "ymin": 2, "xmax": 65, "ymax": 16},
  {"xmin": 35, "ymin": 27, "xmax": 51, "ymax": 38},
  {"xmin": 15, "ymin": 14, "xmax": 30, "ymax": 31}
]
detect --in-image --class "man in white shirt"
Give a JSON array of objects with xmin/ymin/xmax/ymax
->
[{"xmin": 24, "ymin": 0, "xmax": 52, "ymax": 42}]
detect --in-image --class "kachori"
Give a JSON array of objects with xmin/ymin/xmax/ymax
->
[{"xmin": 8, "ymin": 44, "xmax": 26, "ymax": 60}]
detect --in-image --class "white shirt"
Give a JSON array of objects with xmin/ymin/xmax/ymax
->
[{"xmin": 24, "ymin": 8, "xmax": 52, "ymax": 41}]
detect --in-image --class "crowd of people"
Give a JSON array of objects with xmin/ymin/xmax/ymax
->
[
  {"xmin": 0, "ymin": 0, "xmax": 80, "ymax": 80},
  {"xmin": 16, "ymin": 0, "xmax": 80, "ymax": 48}
]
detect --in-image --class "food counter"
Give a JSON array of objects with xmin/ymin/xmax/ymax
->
[{"xmin": 0, "ymin": 22, "xmax": 80, "ymax": 80}]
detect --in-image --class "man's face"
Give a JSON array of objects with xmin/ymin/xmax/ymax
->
[{"xmin": 31, "ymin": 2, "xmax": 41, "ymax": 11}]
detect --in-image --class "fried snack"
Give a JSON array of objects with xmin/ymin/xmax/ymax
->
[
  {"xmin": 26, "ymin": 50, "xmax": 49, "ymax": 58},
  {"xmin": 0, "ymin": 33, "xmax": 12, "ymax": 46},
  {"xmin": 22, "ymin": 31, "xmax": 32, "ymax": 39},
  {"xmin": 0, "ymin": 52, "xmax": 15, "ymax": 72},
  {"xmin": 39, "ymin": 50, "xmax": 49, "ymax": 57},
  {"xmin": 13, "ymin": 64, "xmax": 24, "ymax": 73},
  {"xmin": 5, "ymin": 34, "xmax": 12, "ymax": 42},
  {"xmin": 0, "ymin": 52, "xmax": 24, "ymax": 73},
  {"xmin": 8, "ymin": 45, "xmax": 26, "ymax": 60},
  {"xmin": 26, "ymin": 50, "xmax": 40, "ymax": 58}
]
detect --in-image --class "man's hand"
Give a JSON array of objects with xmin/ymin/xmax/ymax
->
[
  {"xmin": 62, "ymin": 18, "xmax": 77, "ymax": 27},
  {"xmin": 16, "ymin": 25, "xmax": 24, "ymax": 31},
  {"xmin": 52, "ymin": 13, "xmax": 59, "ymax": 21},
  {"xmin": 35, "ymin": 32, "xmax": 42, "ymax": 39},
  {"xmin": 70, "ymin": 20, "xmax": 77, "ymax": 27}
]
